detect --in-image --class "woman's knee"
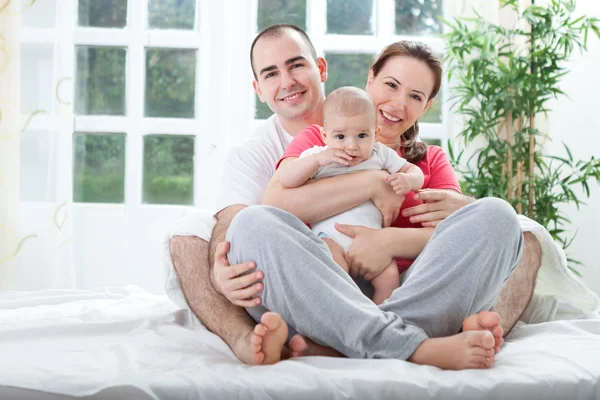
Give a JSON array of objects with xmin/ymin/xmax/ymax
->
[{"xmin": 473, "ymin": 197, "xmax": 520, "ymax": 237}]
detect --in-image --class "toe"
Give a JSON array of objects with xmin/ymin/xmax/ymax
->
[
  {"xmin": 474, "ymin": 331, "xmax": 495, "ymax": 350},
  {"xmin": 253, "ymin": 351, "xmax": 265, "ymax": 365},
  {"xmin": 254, "ymin": 324, "xmax": 266, "ymax": 337},
  {"xmin": 250, "ymin": 334, "xmax": 263, "ymax": 345},
  {"xmin": 261, "ymin": 312, "xmax": 282, "ymax": 331}
]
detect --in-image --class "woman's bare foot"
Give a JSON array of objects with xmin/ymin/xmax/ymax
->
[
  {"xmin": 462, "ymin": 311, "xmax": 504, "ymax": 353},
  {"xmin": 249, "ymin": 312, "xmax": 288, "ymax": 365},
  {"xmin": 288, "ymin": 334, "xmax": 344, "ymax": 358},
  {"xmin": 409, "ymin": 331, "xmax": 496, "ymax": 370}
]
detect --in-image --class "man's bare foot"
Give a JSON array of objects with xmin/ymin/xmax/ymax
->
[
  {"xmin": 232, "ymin": 329, "xmax": 258, "ymax": 365},
  {"xmin": 462, "ymin": 311, "xmax": 504, "ymax": 353},
  {"xmin": 249, "ymin": 312, "xmax": 288, "ymax": 365},
  {"xmin": 288, "ymin": 334, "xmax": 344, "ymax": 358},
  {"xmin": 409, "ymin": 331, "xmax": 496, "ymax": 370}
]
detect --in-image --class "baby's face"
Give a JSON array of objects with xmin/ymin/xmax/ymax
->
[{"xmin": 323, "ymin": 112, "xmax": 377, "ymax": 166}]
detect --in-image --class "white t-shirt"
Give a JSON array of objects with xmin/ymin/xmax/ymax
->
[
  {"xmin": 300, "ymin": 142, "xmax": 407, "ymax": 252},
  {"xmin": 215, "ymin": 115, "xmax": 294, "ymax": 213}
]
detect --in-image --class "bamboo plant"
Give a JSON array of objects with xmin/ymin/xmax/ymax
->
[{"xmin": 443, "ymin": 0, "xmax": 600, "ymax": 273}]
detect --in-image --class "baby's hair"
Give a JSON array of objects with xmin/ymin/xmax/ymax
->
[{"xmin": 322, "ymin": 87, "xmax": 377, "ymax": 129}]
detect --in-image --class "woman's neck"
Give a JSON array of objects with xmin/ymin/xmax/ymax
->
[{"xmin": 378, "ymin": 136, "xmax": 401, "ymax": 152}]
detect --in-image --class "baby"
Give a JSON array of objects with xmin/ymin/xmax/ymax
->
[{"xmin": 279, "ymin": 86, "xmax": 424, "ymax": 304}]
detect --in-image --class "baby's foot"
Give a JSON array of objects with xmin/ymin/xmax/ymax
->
[
  {"xmin": 289, "ymin": 334, "xmax": 343, "ymax": 358},
  {"xmin": 409, "ymin": 331, "xmax": 496, "ymax": 370},
  {"xmin": 250, "ymin": 312, "xmax": 288, "ymax": 365},
  {"xmin": 462, "ymin": 311, "xmax": 504, "ymax": 353}
]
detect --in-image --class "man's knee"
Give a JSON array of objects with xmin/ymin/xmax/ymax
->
[{"xmin": 227, "ymin": 205, "xmax": 283, "ymax": 244}]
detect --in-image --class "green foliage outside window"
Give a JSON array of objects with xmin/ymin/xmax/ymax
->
[
  {"xmin": 76, "ymin": 47, "xmax": 126, "ymax": 116},
  {"xmin": 325, "ymin": 53, "xmax": 373, "ymax": 95},
  {"xmin": 145, "ymin": 49, "xmax": 196, "ymax": 118},
  {"xmin": 395, "ymin": 0, "xmax": 443, "ymax": 36},
  {"xmin": 73, "ymin": 134, "xmax": 126, "ymax": 203},
  {"xmin": 143, "ymin": 135, "xmax": 195, "ymax": 205},
  {"xmin": 257, "ymin": 0, "xmax": 306, "ymax": 31},
  {"xmin": 148, "ymin": 0, "xmax": 196, "ymax": 30},
  {"xmin": 327, "ymin": 0, "xmax": 373, "ymax": 35},
  {"xmin": 78, "ymin": 0, "xmax": 127, "ymax": 28}
]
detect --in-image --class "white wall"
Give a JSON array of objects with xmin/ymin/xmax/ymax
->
[{"xmin": 545, "ymin": 0, "xmax": 600, "ymax": 295}]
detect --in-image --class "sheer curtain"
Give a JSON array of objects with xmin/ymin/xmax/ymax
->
[{"xmin": 0, "ymin": 0, "xmax": 75, "ymax": 290}]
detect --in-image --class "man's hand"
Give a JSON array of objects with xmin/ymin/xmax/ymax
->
[
  {"xmin": 334, "ymin": 223, "xmax": 394, "ymax": 280},
  {"xmin": 314, "ymin": 148, "xmax": 353, "ymax": 167},
  {"xmin": 402, "ymin": 189, "xmax": 475, "ymax": 227},
  {"xmin": 370, "ymin": 170, "xmax": 405, "ymax": 227},
  {"xmin": 211, "ymin": 241, "xmax": 264, "ymax": 308}
]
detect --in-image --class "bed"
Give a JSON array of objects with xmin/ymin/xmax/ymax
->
[{"xmin": 1, "ymin": 285, "xmax": 599, "ymax": 400}]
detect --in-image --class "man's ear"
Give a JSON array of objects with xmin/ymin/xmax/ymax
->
[
  {"xmin": 252, "ymin": 80, "xmax": 264, "ymax": 102},
  {"xmin": 317, "ymin": 57, "xmax": 328, "ymax": 83}
]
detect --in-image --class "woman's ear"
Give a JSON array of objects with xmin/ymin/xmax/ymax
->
[
  {"xmin": 421, "ymin": 98, "xmax": 434, "ymax": 117},
  {"xmin": 366, "ymin": 69, "xmax": 375, "ymax": 88}
]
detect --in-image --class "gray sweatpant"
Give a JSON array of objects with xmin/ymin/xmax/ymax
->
[{"xmin": 226, "ymin": 198, "xmax": 523, "ymax": 360}]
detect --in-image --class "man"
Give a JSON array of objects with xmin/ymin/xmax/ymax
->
[{"xmin": 168, "ymin": 24, "xmax": 542, "ymax": 365}]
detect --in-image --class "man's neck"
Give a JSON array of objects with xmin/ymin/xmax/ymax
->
[{"xmin": 279, "ymin": 107, "xmax": 324, "ymax": 137}]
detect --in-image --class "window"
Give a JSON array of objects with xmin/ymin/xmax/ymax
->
[
  {"xmin": 253, "ymin": 0, "xmax": 448, "ymax": 146},
  {"xmin": 70, "ymin": 0, "xmax": 208, "ymax": 206}
]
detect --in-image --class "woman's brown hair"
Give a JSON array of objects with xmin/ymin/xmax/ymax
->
[{"xmin": 371, "ymin": 41, "xmax": 443, "ymax": 163}]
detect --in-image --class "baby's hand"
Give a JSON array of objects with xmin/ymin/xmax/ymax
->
[
  {"xmin": 387, "ymin": 172, "xmax": 413, "ymax": 196},
  {"xmin": 315, "ymin": 148, "xmax": 353, "ymax": 167}
]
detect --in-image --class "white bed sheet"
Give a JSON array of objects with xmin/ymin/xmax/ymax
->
[{"xmin": 1, "ymin": 286, "xmax": 599, "ymax": 400}]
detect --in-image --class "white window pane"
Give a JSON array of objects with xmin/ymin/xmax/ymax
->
[
  {"xmin": 395, "ymin": 0, "xmax": 443, "ymax": 36},
  {"xmin": 73, "ymin": 133, "xmax": 126, "ymax": 204},
  {"xmin": 75, "ymin": 46, "xmax": 127, "ymax": 116},
  {"xmin": 148, "ymin": 0, "xmax": 196, "ymax": 30},
  {"xmin": 257, "ymin": 0, "xmax": 306, "ymax": 31},
  {"xmin": 143, "ymin": 135, "xmax": 194, "ymax": 205},
  {"xmin": 78, "ymin": 0, "xmax": 128, "ymax": 28},
  {"xmin": 20, "ymin": 131, "xmax": 57, "ymax": 202},
  {"xmin": 22, "ymin": 0, "xmax": 56, "ymax": 29},
  {"xmin": 327, "ymin": 0, "xmax": 373, "ymax": 35},
  {"xmin": 145, "ymin": 49, "xmax": 196, "ymax": 118},
  {"xmin": 21, "ymin": 44, "xmax": 54, "ymax": 114}
]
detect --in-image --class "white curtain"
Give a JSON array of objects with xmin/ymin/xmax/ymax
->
[{"xmin": 0, "ymin": 1, "xmax": 75, "ymax": 290}]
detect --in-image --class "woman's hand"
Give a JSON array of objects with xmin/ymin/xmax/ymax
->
[
  {"xmin": 211, "ymin": 241, "xmax": 264, "ymax": 308},
  {"xmin": 402, "ymin": 189, "xmax": 475, "ymax": 227},
  {"xmin": 334, "ymin": 223, "xmax": 394, "ymax": 280}
]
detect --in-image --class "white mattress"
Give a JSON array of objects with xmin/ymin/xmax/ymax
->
[{"xmin": 1, "ymin": 286, "xmax": 599, "ymax": 400}]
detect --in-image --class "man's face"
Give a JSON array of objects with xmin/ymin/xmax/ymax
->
[{"xmin": 252, "ymin": 31, "xmax": 327, "ymax": 124}]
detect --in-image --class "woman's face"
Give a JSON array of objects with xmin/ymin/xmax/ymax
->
[{"xmin": 366, "ymin": 56, "xmax": 435, "ymax": 144}]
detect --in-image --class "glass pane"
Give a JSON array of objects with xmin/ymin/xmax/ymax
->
[
  {"xmin": 327, "ymin": 0, "xmax": 373, "ymax": 35},
  {"xmin": 255, "ymin": 94, "xmax": 273, "ymax": 120},
  {"xmin": 257, "ymin": 0, "xmax": 306, "ymax": 31},
  {"xmin": 22, "ymin": 0, "xmax": 56, "ymax": 28},
  {"xmin": 423, "ymin": 138, "xmax": 442, "ymax": 147},
  {"xmin": 20, "ymin": 131, "xmax": 57, "ymax": 202},
  {"xmin": 73, "ymin": 133, "xmax": 126, "ymax": 203},
  {"xmin": 395, "ymin": 0, "xmax": 443, "ymax": 36},
  {"xmin": 148, "ymin": 0, "xmax": 196, "ymax": 30},
  {"xmin": 420, "ymin": 93, "xmax": 442, "ymax": 123},
  {"xmin": 21, "ymin": 44, "xmax": 54, "ymax": 114},
  {"xmin": 324, "ymin": 53, "xmax": 373, "ymax": 95},
  {"xmin": 78, "ymin": 0, "xmax": 127, "ymax": 28},
  {"xmin": 75, "ymin": 46, "xmax": 126, "ymax": 116},
  {"xmin": 145, "ymin": 49, "xmax": 196, "ymax": 118},
  {"xmin": 143, "ymin": 135, "xmax": 194, "ymax": 205}
]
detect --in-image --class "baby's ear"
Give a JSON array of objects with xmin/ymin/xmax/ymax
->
[
  {"xmin": 320, "ymin": 127, "xmax": 327, "ymax": 139},
  {"xmin": 375, "ymin": 126, "xmax": 381, "ymax": 140}
]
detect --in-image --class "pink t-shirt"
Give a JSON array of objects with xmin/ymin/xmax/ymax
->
[{"xmin": 278, "ymin": 124, "xmax": 461, "ymax": 272}]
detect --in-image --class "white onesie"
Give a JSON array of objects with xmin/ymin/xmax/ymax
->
[{"xmin": 300, "ymin": 142, "xmax": 407, "ymax": 251}]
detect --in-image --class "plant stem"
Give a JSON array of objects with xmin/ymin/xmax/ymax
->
[{"xmin": 529, "ymin": 115, "xmax": 535, "ymax": 217}]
